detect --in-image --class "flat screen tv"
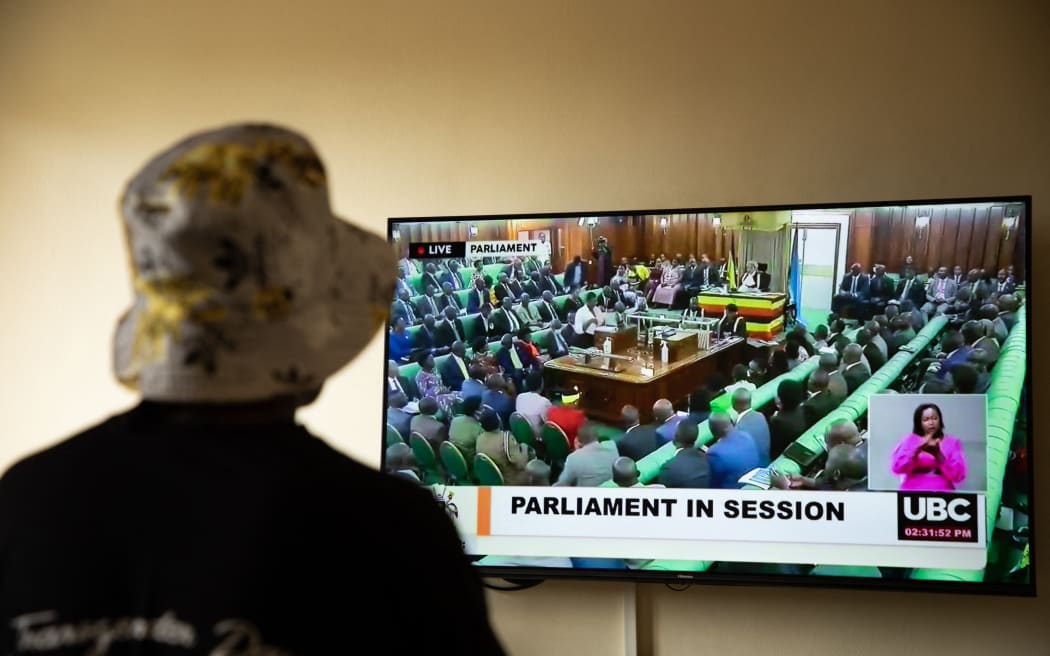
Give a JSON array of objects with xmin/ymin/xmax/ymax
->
[{"xmin": 381, "ymin": 197, "xmax": 1033, "ymax": 595}]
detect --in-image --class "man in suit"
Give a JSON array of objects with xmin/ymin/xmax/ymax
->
[
  {"xmin": 866, "ymin": 264, "xmax": 895, "ymax": 318},
  {"xmin": 466, "ymin": 278, "xmax": 490, "ymax": 314},
  {"xmin": 386, "ymin": 359, "xmax": 416, "ymax": 401},
  {"xmin": 886, "ymin": 315, "xmax": 914, "ymax": 357},
  {"xmin": 460, "ymin": 364, "xmax": 487, "ymax": 400},
  {"xmin": 769, "ymin": 379, "xmax": 807, "ymax": 459},
  {"xmin": 865, "ymin": 320, "xmax": 889, "ymax": 361},
  {"xmin": 597, "ymin": 285, "xmax": 618, "ymax": 310},
  {"xmin": 967, "ymin": 319, "xmax": 1001, "ymax": 364},
  {"xmin": 615, "ymin": 405, "xmax": 660, "ymax": 462},
  {"xmin": 963, "ymin": 268, "xmax": 991, "ymax": 300},
  {"xmin": 535, "ymin": 290, "xmax": 562, "ymax": 325},
  {"xmin": 512, "ymin": 294, "xmax": 540, "ymax": 329},
  {"xmin": 933, "ymin": 330, "xmax": 973, "ymax": 381},
  {"xmin": 831, "ymin": 262, "xmax": 869, "ymax": 318},
  {"xmin": 434, "ymin": 306, "xmax": 466, "ymax": 350},
  {"xmin": 855, "ymin": 329, "xmax": 885, "ymax": 372},
  {"xmin": 415, "ymin": 285, "xmax": 442, "ymax": 319},
  {"xmin": 755, "ymin": 263, "xmax": 772, "ymax": 291},
  {"xmin": 731, "ymin": 388, "xmax": 770, "ymax": 465},
  {"xmin": 480, "ymin": 374, "xmax": 515, "ymax": 429},
  {"xmin": 997, "ymin": 294, "xmax": 1020, "ymax": 332},
  {"xmin": 476, "ymin": 304, "xmax": 499, "ymax": 340},
  {"xmin": 555, "ymin": 423, "xmax": 619, "ymax": 487},
  {"xmin": 654, "ymin": 398, "xmax": 684, "ymax": 446},
  {"xmin": 540, "ymin": 265, "xmax": 563, "ymax": 295},
  {"xmin": 546, "ymin": 318, "xmax": 573, "ymax": 358},
  {"xmin": 416, "ymin": 314, "xmax": 444, "ymax": 354},
  {"xmin": 802, "ymin": 370, "xmax": 837, "ymax": 427},
  {"xmin": 492, "ymin": 273, "xmax": 516, "ymax": 306},
  {"xmin": 923, "ymin": 266, "xmax": 957, "ymax": 316},
  {"xmin": 817, "ymin": 351, "xmax": 848, "ymax": 403},
  {"xmin": 438, "ymin": 340, "xmax": 471, "ymax": 392},
  {"xmin": 490, "ymin": 300, "xmax": 524, "ymax": 337},
  {"xmin": 523, "ymin": 271, "xmax": 544, "ymax": 298},
  {"xmin": 409, "ymin": 397, "xmax": 448, "ymax": 452},
  {"xmin": 894, "ymin": 269, "xmax": 925, "ymax": 307},
  {"xmin": 841, "ymin": 343, "xmax": 870, "ymax": 394},
  {"xmin": 951, "ymin": 265, "xmax": 965, "ymax": 286},
  {"xmin": 439, "ymin": 282, "xmax": 464, "ymax": 315},
  {"xmin": 495, "ymin": 334, "xmax": 537, "ymax": 391},
  {"xmin": 658, "ymin": 421, "xmax": 711, "ymax": 489},
  {"xmin": 391, "ymin": 289, "xmax": 420, "ymax": 325},
  {"xmin": 420, "ymin": 263, "xmax": 442, "ymax": 298},
  {"xmin": 385, "ymin": 392, "xmax": 413, "ymax": 441},
  {"xmin": 506, "ymin": 275, "xmax": 524, "ymax": 300},
  {"xmin": 563, "ymin": 287, "xmax": 583, "ymax": 317},
  {"xmin": 900, "ymin": 299, "xmax": 926, "ymax": 330},
  {"xmin": 440, "ymin": 260, "xmax": 465, "ymax": 291},
  {"xmin": 394, "ymin": 268, "xmax": 413, "ymax": 299},
  {"xmin": 679, "ymin": 256, "xmax": 703, "ymax": 297},
  {"xmin": 994, "ymin": 269, "xmax": 1017, "ymax": 296},
  {"xmin": 683, "ymin": 388, "xmax": 711, "ymax": 426},
  {"xmin": 706, "ymin": 413, "xmax": 761, "ymax": 489},
  {"xmin": 564, "ymin": 255, "xmax": 588, "ymax": 290}
]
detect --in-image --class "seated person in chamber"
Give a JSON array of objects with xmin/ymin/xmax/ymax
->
[
  {"xmin": 653, "ymin": 398, "xmax": 684, "ymax": 446},
  {"xmin": 706, "ymin": 413, "xmax": 761, "ymax": 490},
  {"xmin": 616, "ymin": 405, "xmax": 660, "ymax": 462},
  {"xmin": 923, "ymin": 266, "xmax": 957, "ymax": 316},
  {"xmin": 466, "ymin": 277, "xmax": 490, "ymax": 314},
  {"xmin": 546, "ymin": 390, "xmax": 586, "ymax": 449},
  {"xmin": 410, "ymin": 396, "xmax": 448, "ymax": 452},
  {"xmin": 546, "ymin": 317, "xmax": 573, "ymax": 358},
  {"xmin": 894, "ymin": 268, "xmax": 925, "ymax": 306},
  {"xmin": 438, "ymin": 340, "xmax": 471, "ymax": 392},
  {"xmin": 867, "ymin": 264, "xmax": 895, "ymax": 316},
  {"xmin": 716, "ymin": 303, "xmax": 747, "ymax": 339},
  {"xmin": 480, "ymin": 374, "xmax": 516, "ymax": 429},
  {"xmin": 475, "ymin": 407, "xmax": 531, "ymax": 485},
  {"xmin": 681, "ymin": 296, "xmax": 703, "ymax": 321},
  {"xmin": 435, "ymin": 306, "xmax": 467, "ymax": 349},
  {"xmin": 771, "ymin": 420, "xmax": 867, "ymax": 490},
  {"xmin": 658, "ymin": 421, "xmax": 711, "ymax": 489},
  {"xmin": 650, "ymin": 257, "xmax": 682, "ymax": 307},
  {"xmin": 439, "ymin": 282, "xmax": 465, "ymax": 315},
  {"xmin": 613, "ymin": 457, "xmax": 665, "ymax": 488},
  {"xmin": 439, "ymin": 259, "xmax": 465, "ymax": 290},
  {"xmin": 515, "ymin": 370, "xmax": 551, "ymax": 435},
  {"xmin": 513, "ymin": 293, "xmax": 540, "ymax": 329},
  {"xmin": 386, "ymin": 359, "xmax": 415, "ymax": 400},
  {"xmin": 769, "ymin": 379, "xmax": 807, "ymax": 459},
  {"xmin": 891, "ymin": 403, "xmax": 967, "ymax": 491},
  {"xmin": 739, "ymin": 260, "xmax": 762, "ymax": 291},
  {"xmin": 525, "ymin": 459, "xmax": 552, "ymax": 486},
  {"xmin": 449, "ymin": 395, "xmax": 484, "ymax": 463},
  {"xmin": 391, "ymin": 288, "xmax": 420, "ymax": 325},
  {"xmin": 831, "ymin": 262, "xmax": 869, "ymax": 317},
  {"xmin": 388, "ymin": 317, "xmax": 414, "ymax": 363},
  {"xmin": 413, "ymin": 353, "xmax": 456, "ymax": 416},
  {"xmin": 555, "ymin": 422, "xmax": 618, "ymax": 487},
  {"xmin": 495, "ymin": 334, "xmax": 537, "ymax": 394}
]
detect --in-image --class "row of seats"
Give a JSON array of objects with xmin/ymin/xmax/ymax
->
[
  {"xmin": 911, "ymin": 304, "xmax": 1026, "ymax": 582},
  {"xmin": 404, "ymin": 262, "xmax": 563, "ymax": 295}
]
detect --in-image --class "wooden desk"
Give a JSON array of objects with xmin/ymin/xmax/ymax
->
[{"xmin": 543, "ymin": 337, "xmax": 745, "ymax": 423}]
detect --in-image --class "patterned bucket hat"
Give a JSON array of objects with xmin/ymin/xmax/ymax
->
[{"xmin": 113, "ymin": 123, "xmax": 395, "ymax": 401}]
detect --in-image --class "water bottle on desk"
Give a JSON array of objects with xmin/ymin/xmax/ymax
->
[
  {"xmin": 603, "ymin": 336, "xmax": 612, "ymax": 355},
  {"xmin": 660, "ymin": 340, "xmax": 669, "ymax": 364}
]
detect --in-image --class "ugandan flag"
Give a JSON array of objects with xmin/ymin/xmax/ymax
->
[{"xmin": 726, "ymin": 249, "xmax": 738, "ymax": 291}]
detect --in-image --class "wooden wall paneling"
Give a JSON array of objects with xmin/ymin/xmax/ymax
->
[
  {"xmin": 902, "ymin": 206, "xmax": 922, "ymax": 270},
  {"xmin": 924, "ymin": 206, "xmax": 947, "ymax": 274},
  {"xmin": 970, "ymin": 205, "xmax": 992, "ymax": 272},
  {"xmin": 1011, "ymin": 208, "xmax": 1026, "ymax": 281},
  {"xmin": 870, "ymin": 207, "xmax": 893, "ymax": 269},
  {"xmin": 953, "ymin": 205, "xmax": 976, "ymax": 272},
  {"xmin": 938, "ymin": 206, "xmax": 962, "ymax": 270},
  {"xmin": 847, "ymin": 208, "xmax": 873, "ymax": 273},
  {"xmin": 983, "ymin": 205, "xmax": 1005, "ymax": 273}
]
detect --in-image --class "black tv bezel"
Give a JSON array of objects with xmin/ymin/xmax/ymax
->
[{"xmin": 381, "ymin": 195, "xmax": 1035, "ymax": 597}]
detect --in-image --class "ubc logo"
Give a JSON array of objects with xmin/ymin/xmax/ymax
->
[
  {"xmin": 902, "ymin": 496, "xmax": 972, "ymax": 521},
  {"xmin": 897, "ymin": 492, "xmax": 979, "ymax": 543}
]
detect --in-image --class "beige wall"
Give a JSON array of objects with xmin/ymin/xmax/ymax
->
[{"xmin": 1, "ymin": 1, "xmax": 1046, "ymax": 654}]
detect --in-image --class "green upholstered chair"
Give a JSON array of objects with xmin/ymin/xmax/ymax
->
[
  {"xmin": 540, "ymin": 421, "xmax": 571, "ymax": 467},
  {"xmin": 405, "ymin": 325, "xmax": 422, "ymax": 346},
  {"xmin": 509, "ymin": 413, "xmax": 537, "ymax": 449},
  {"xmin": 462, "ymin": 314, "xmax": 482, "ymax": 342},
  {"xmin": 455, "ymin": 289, "xmax": 471, "ymax": 308},
  {"xmin": 385, "ymin": 424, "xmax": 404, "ymax": 446},
  {"xmin": 409, "ymin": 433, "xmax": 445, "ymax": 484},
  {"xmin": 458, "ymin": 269, "xmax": 473, "ymax": 288},
  {"xmin": 474, "ymin": 453, "xmax": 505, "ymax": 486},
  {"xmin": 408, "ymin": 274, "xmax": 425, "ymax": 294},
  {"xmin": 529, "ymin": 328, "xmax": 552, "ymax": 354},
  {"xmin": 482, "ymin": 263, "xmax": 507, "ymax": 281},
  {"xmin": 439, "ymin": 441, "xmax": 472, "ymax": 484},
  {"xmin": 554, "ymin": 273, "xmax": 565, "ymax": 287},
  {"xmin": 398, "ymin": 362, "xmax": 422, "ymax": 387}
]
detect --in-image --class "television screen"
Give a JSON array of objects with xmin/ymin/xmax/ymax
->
[{"xmin": 381, "ymin": 197, "xmax": 1032, "ymax": 595}]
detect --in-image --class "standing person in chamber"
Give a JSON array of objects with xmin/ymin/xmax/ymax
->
[
  {"xmin": 593, "ymin": 235, "xmax": 614, "ymax": 286},
  {"xmin": 832, "ymin": 262, "xmax": 869, "ymax": 317},
  {"xmin": 891, "ymin": 403, "xmax": 967, "ymax": 491},
  {"xmin": 572, "ymin": 295, "xmax": 603, "ymax": 348},
  {"xmin": 535, "ymin": 231, "xmax": 552, "ymax": 266},
  {"xmin": 717, "ymin": 303, "xmax": 747, "ymax": 339},
  {"xmin": 564, "ymin": 254, "xmax": 588, "ymax": 290},
  {"xmin": 707, "ymin": 413, "xmax": 761, "ymax": 489},
  {"xmin": 0, "ymin": 123, "xmax": 503, "ymax": 654}
]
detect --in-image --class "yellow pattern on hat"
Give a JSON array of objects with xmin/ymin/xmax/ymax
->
[{"xmin": 131, "ymin": 276, "xmax": 223, "ymax": 367}]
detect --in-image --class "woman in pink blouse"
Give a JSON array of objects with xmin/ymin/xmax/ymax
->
[{"xmin": 891, "ymin": 403, "xmax": 967, "ymax": 491}]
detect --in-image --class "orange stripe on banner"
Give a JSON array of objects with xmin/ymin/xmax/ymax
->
[{"xmin": 477, "ymin": 487, "xmax": 491, "ymax": 536}]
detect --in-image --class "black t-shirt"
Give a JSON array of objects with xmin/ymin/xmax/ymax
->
[{"xmin": 0, "ymin": 403, "xmax": 504, "ymax": 655}]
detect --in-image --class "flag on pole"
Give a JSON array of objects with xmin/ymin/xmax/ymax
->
[
  {"xmin": 726, "ymin": 249, "xmax": 737, "ymax": 291},
  {"xmin": 789, "ymin": 230, "xmax": 804, "ymax": 326}
]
